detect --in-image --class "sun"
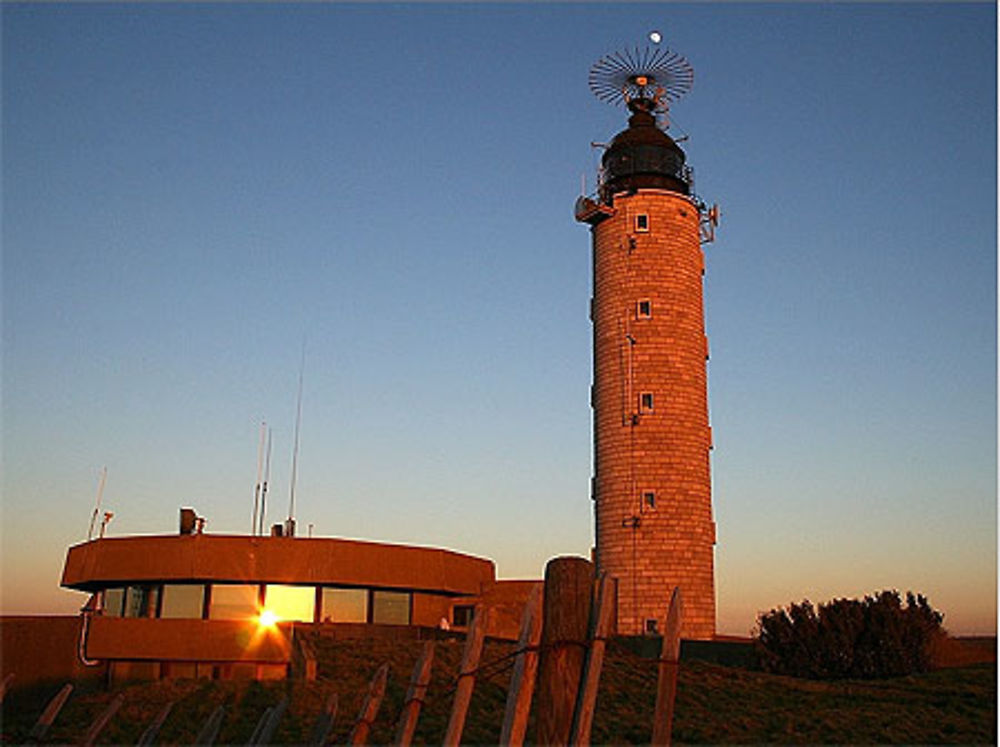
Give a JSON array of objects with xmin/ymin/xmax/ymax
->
[{"xmin": 257, "ymin": 609, "xmax": 279, "ymax": 628}]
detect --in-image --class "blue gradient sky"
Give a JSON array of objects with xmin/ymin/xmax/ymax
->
[{"xmin": 2, "ymin": 3, "xmax": 995, "ymax": 635}]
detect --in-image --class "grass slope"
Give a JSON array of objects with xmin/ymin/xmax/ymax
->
[{"xmin": 1, "ymin": 636, "xmax": 995, "ymax": 744}]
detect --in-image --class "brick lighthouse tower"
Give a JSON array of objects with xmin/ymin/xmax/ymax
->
[{"xmin": 575, "ymin": 43, "xmax": 719, "ymax": 639}]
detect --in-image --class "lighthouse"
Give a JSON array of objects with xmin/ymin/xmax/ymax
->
[{"xmin": 575, "ymin": 44, "xmax": 718, "ymax": 639}]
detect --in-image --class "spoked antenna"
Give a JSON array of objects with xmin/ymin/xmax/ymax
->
[{"xmin": 588, "ymin": 44, "xmax": 694, "ymax": 112}]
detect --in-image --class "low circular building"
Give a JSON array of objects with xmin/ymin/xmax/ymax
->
[{"xmin": 61, "ymin": 528, "xmax": 529, "ymax": 681}]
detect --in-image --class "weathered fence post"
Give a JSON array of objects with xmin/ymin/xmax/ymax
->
[
  {"xmin": 0, "ymin": 673, "xmax": 14, "ymax": 705},
  {"xmin": 651, "ymin": 586, "xmax": 683, "ymax": 746},
  {"xmin": 348, "ymin": 662, "xmax": 389, "ymax": 745},
  {"xmin": 254, "ymin": 696, "xmax": 288, "ymax": 745},
  {"xmin": 569, "ymin": 572, "xmax": 615, "ymax": 745},
  {"xmin": 28, "ymin": 682, "xmax": 73, "ymax": 741},
  {"xmin": 308, "ymin": 692, "xmax": 338, "ymax": 747},
  {"xmin": 443, "ymin": 604, "xmax": 488, "ymax": 747},
  {"xmin": 194, "ymin": 705, "xmax": 226, "ymax": 746},
  {"xmin": 296, "ymin": 632, "xmax": 318, "ymax": 681},
  {"xmin": 81, "ymin": 691, "xmax": 125, "ymax": 746},
  {"xmin": 393, "ymin": 639, "xmax": 434, "ymax": 747},
  {"xmin": 136, "ymin": 700, "xmax": 175, "ymax": 746},
  {"xmin": 247, "ymin": 706, "xmax": 274, "ymax": 745},
  {"xmin": 535, "ymin": 556, "xmax": 594, "ymax": 746},
  {"xmin": 499, "ymin": 584, "xmax": 543, "ymax": 746}
]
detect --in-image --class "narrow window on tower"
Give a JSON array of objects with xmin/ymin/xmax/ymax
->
[
  {"xmin": 640, "ymin": 392, "xmax": 654, "ymax": 414},
  {"xmin": 637, "ymin": 299, "xmax": 652, "ymax": 319},
  {"xmin": 635, "ymin": 214, "xmax": 650, "ymax": 232},
  {"xmin": 642, "ymin": 490, "xmax": 656, "ymax": 510},
  {"xmin": 645, "ymin": 618, "xmax": 659, "ymax": 635}
]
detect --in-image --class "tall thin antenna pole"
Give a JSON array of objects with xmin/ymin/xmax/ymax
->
[
  {"xmin": 288, "ymin": 339, "xmax": 306, "ymax": 535},
  {"xmin": 87, "ymin": 467, "xmax": 108, "ymax": 541},
  {"xmin": 251, "ymin": 421, "xmax": 266, "ymax": 535},
  {"xmin": 260, "ymin": 427, "xmax": 272, "ymax": 536}
]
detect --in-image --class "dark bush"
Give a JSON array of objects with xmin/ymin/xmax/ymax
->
[{"xmin": 754, "ymin": 590, "xmax": 944, "ymax": 679}]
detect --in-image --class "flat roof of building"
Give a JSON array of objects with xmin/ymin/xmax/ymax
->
[{"xmin": 62, "ymin": 534, "xmax": 495, "ymax": 596}]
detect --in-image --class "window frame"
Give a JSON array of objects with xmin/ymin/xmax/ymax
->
[
  {"xmin": 103, "ymin": 587, "xmax": 125, "ymax": 617},
  {"xmin": 319, "ymin": 586, "xmax": 370, "ymax": 624},
  {"xmin": 159, "ymin": 583, "xmax": 207, "ymax": 620},
  {"xmin": 123, "ymin": 584, "xmax": 159, "ymax": 619},
  {"xmin": 262, "ymin": 583, "xmax": 317, "ymax": 623},
  {"xmin": 371, "ymin": 589, "xmax": 412, "ymax": 625},
  {"xmin": 206, "ymin": 583, "xmax": 263, "ymax": 621}
]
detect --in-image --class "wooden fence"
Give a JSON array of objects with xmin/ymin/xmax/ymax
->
[{"xmin": 9, "ymin": 556, "xmax": 683, "ymax": 745}]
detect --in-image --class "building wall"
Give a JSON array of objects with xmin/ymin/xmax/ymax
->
[
  {"xmin": 591, "ymin": 189, "xmax": 716, "ymax": 639},
  {"xmin": 85, "ymin": 617, "xmax": 293, "ymax": 663},
  {"xmin": 0, "ymin": 616, "xmax": 107, "ymax": 690},
  {"xmin": 448, "ymin": 579, "xmax": 541, "ymax": 640}
]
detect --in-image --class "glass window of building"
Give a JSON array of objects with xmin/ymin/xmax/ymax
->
[
  {"xmin": 320, "ymin": 588, "xmax": 368, "ymax": 623},
  {"xmin": 372, "ymin": 590, "xmax": 411, "ymax": 625},
  {"xmin": 123, "ymin": 585, "xmax": 159, "ymax": 618},
  {"xmin": 160, "ymin": 584, "xmax": 206, "ymax": 619},
  {"xmin": 264, "ymin": 585, "xmax": 316, "ymax": 623},
  {"xmin": 208, "ymin": 584, "xmax": 260, "ymax": 620},
  {"xmin": 103, "ymin": 587, "xmax": 124, "ymax": 617}
]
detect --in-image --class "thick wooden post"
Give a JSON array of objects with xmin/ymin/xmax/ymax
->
[
  {"xmin": 499, "ymin": 584, "xmax": 543, "ymax": 746},
  {"xmin": 535, "ymin": 556, "xmax": 593, "ymax": 746},
  {"xmin": 348, "ymin": 663, "xmax": 389, "ymax": 745},
  {"xmin": 394, "ymin": 639, "xmax": 434, "ymax": 747},
  {"xmin": 443, "ymin": 605, "xmax": 488, "ymax": 747},
  {"xmin": 651, "ymin": 587, "xmax": 683, "ymax": 746},
  {"xmin": 569, "ymin": 573, "xmax": 615, "ymax": 745}
]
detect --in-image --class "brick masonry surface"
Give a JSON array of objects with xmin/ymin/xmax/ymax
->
[{"xmin": 589, "ymin": 189, "xmax": 716, "ymax": 640}]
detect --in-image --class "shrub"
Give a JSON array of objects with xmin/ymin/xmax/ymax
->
[{"xmin": 754, "ymin": 590, "xmax": 944, "ymax": 679}]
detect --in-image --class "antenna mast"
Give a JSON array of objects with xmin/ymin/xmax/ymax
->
[
  {"xmin": 259, "ymin": 427, "xmax": 272, "ymax": 536},
  {"xmin": 287, "ymin": 341, "xmax": 306, "ymax": 537},
  {"xmin": 251, "ymin": 422, "xmax": 266, "ymax": 535},
  {"xmin": 87, "ymin": 466, "xmax": 108, "ymax": 541}
]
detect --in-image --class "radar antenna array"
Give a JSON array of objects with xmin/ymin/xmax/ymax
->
[{"xmin": 588, "ymin": 45, "xmax": 693, "ymax": 110}]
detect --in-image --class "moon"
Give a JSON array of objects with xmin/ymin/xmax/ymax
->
[{"xmin": 649, "ymin": 31, "xmax": 662, "ymax": 44}]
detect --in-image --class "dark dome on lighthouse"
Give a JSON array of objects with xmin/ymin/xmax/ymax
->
[{"xmin": 601, "ymin": 97, "xmax": 689, "ymax": 198}]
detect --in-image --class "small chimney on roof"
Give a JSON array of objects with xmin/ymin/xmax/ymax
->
[{"xmin": 179, "ymin": 508, "xmax": 196, "ymax": 535}]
